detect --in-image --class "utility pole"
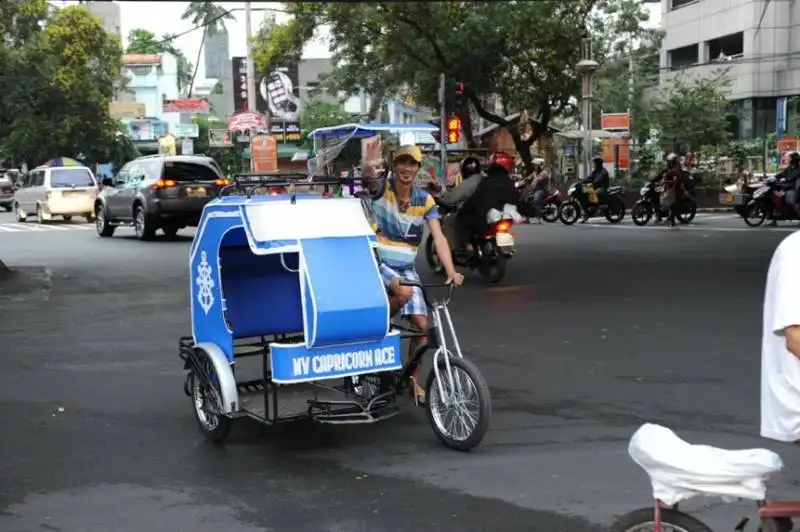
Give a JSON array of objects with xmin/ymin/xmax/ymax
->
[
  {"xmin": 244, "ymin": 2, "xmax": 257, "ymax": 116},
  {"xmin": 575, "ymin": 39, "xmax": 599, "ymax": 179},
  {"xmin": 438, "ymin": 73, "xmax": 447, "ymax": 181}
]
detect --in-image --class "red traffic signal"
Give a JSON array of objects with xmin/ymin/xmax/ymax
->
[{"xmin": 446, "ymin": 115, "xmax": 461, "ymax": 144}]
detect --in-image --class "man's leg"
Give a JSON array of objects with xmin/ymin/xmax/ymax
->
[
  {"xmin": 398, "ymin": 269, "xmax": 429, "ymax": 403},
  {"xmin": 532, "ymin": 188, "xmax": 546, "ymax": 221},
  {"xmin": 379, "ymin": 263, "xmax": 413, "ymax": 315}
]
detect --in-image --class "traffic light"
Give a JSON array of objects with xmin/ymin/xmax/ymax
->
[
  {"xmin": 446, "ymin": 115, "xmax": 461, "ymax": 144},
  {"xmin": 453, "ymin": 82, "xmax": 466, "ymax": 112}
]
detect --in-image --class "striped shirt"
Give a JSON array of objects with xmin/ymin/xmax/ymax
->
[{"xmin": 369, "ymin": 177, "xmax": 438, "ymax": 269}]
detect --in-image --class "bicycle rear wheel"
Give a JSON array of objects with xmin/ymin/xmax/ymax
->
[{"xmin": 610, "ymin": 507, "xmax": 713, "ymax": 532}]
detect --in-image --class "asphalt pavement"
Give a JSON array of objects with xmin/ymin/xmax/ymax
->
[{"xmin": 1, "ymin": 209, "xmax": 800, "ymax": 532}]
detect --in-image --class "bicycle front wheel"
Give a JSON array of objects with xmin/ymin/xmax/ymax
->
[{"xmin": 425, "ymin": 356, "xmax": 491, "ymax": 451}]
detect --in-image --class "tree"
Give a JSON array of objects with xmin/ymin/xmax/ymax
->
[
  {"xmin": 300, "ymin": 99, "xmax": 356, "ymax": 149},
  {"xmin": 642, "ymin": 69, "xmax": 735, "ymax": 153},
  {"xmin": 252, "ymin": 2, "xmax": 655, "ymax": 171},
  {"xmin": 181, "ymin": 1, "xmax": 234, "ymax": 97},
  {"xmin": 1, "ymin": 3, "xmax": 124, "ymax": 166},
  {"xmin": 126, "ymin": 28, "xmax": 192, "ymax": 94}
]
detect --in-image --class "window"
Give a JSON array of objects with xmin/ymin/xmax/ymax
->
[
  {"xmin": 49, "ymin": 168, "xmax": 95, "ymax": 188},
  {"xmin": 671, "ymin": 0, "xmax": 698, "ymax": 9},
  {"xmin": 162, "ymin": 161, "xmax": 221, "ymax": 182},
  {"xmin": 34, "ymin": 171, "xmax": 44, "ymax": 187},
  {"xmin": 129, "ymin": 66, "xmax": 151, "ymax": 77},
  {"xmin": 668, "ymin": 44, "xmax": 698, "ymax": 70},
  {"xmin": 707, "ymin": 32, "xmax": 744, "ymax": 61}
]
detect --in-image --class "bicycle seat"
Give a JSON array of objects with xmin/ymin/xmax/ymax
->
[{"xmin": 628, "ymin": 424, "xmax": 783, "ymax": 506}]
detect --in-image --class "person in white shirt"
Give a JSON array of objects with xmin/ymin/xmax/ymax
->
[{"xmin": 761, "ymin": 231, "xmax": 800, "ymax": 442}]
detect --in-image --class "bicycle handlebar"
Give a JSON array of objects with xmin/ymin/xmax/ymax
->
[{"xmin": 399, "ymin": 281, "xmax": 456, "ymax": 307}]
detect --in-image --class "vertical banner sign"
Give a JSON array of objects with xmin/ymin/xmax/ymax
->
[
  {"xmin": 181, "ymin": 138, "xmax": 194, "ymax": 155},
  {"xmin": 776, "ymin": 97, "xmax": 788, "ymax": 138},
  {"xmin": 231, "ymin": 57, "xmax": 249, "ymax": 112},
  {"xmin": 602, "ymin": 137, "xmax": 630, "ymax": 170},
  {"xmin": 256, "ymin": 63, "xmax": 301, "ymax": 144},
  {"xmin": 251, "ymin": 134, "xmax": 278, "ymax": 173},
  {"xmin": 776, "ymin": 136, "xmax": 798, "ymax": 165}
]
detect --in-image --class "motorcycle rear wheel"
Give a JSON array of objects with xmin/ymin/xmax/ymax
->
[
  {"xmin": 676, "ymin": 200, "xmax": 697, "ymax": 224},
  {"xmin": 605, "ymin": 197, "xmax": 626, "ymax": 224},
  {"xmin": 631, "ymin": 202, "xmax": 652, "ymax": 226},
  {"xmin": 479, "ymin": 241, "xmax": 506, "ymax": 284},
  {"xmin": 541, "ymin": 202, "xmax": 559, "ymax": 223}
]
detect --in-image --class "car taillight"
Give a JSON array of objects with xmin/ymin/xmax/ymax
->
[
  {"xmin": 215, "ymin": 178, "xmax": 230, "ymax": 186},
  {"xmin": 155, "ymin": 179, "xmax": 177, "ymax": 189},
  {"xmin": 496, "ymin": 220, "xmax": 512, "ymax": 233}
]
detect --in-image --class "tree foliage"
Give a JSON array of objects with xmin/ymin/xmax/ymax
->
[
  {"xmin": 0, "ymin": 1, "xmax": 124, "ymax": 167},
  {"xmin": 251, "ymin": 1, "xmax": 655, "ymax": 171},
  {"xmin": 300, "ymin": 99, "xmax": 356, "ymax": 149},
  {"xmin": 642, "ymin": 70, "xmax": 735, "ymax": 153},
  {"xmin": 126, "ymin": 28, "xmax": 192, "ymax": 94}
]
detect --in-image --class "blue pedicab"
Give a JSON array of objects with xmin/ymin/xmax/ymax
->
[{"xmin": 179, "ymin": 172, "xmax": 492, "ymax": 451}]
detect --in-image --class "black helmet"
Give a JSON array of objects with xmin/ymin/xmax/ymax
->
[
  {"xmin": 592, "ymin": 155, "xmax": 603, "ymax": 164},
  {"xmin": 790, "ymin": 152, "xmax": 800, "ymax": 163},
  {"xmin": 461, "ymin": 156, "xmax": 481, "ymax": 178}
]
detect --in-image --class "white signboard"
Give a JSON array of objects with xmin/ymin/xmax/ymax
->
[
  {"xmin": 172, "ymin": 123, "xmax": 199, "ymax": 138},
  {"xmin": 181, "ymin": 138, "xmax": 194, "ymax": 155}
]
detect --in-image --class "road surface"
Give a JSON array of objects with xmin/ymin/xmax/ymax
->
[{"xmin": 1, "ymin": 210, "xmax": 798, "ymax": 532}]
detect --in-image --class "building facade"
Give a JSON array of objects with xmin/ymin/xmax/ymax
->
[
  {"xmin": 122, "ymin": 54, "xmax": 181, "ymax": 120},
  {"xmin": 83, "ymin": 0, "xmax": 121, "ymax": 36},
  {"xmin": 660, "ymin": 0, "xmax": 800, "ymax": 138}
]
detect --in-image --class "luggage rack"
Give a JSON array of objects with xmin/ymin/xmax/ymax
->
[{"xmin": 220, "ymin": 173, "xmax": 370, "ymax": 203}]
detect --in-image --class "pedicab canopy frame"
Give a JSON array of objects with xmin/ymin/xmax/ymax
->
[{"xmin": 178, "ymin": 122, "xmax": 492, "ymax": 450}]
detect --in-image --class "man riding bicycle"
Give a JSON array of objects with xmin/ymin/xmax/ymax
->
[{"xmin": 364, "ymin": 145, "xmax": 464, "ymax": 403}]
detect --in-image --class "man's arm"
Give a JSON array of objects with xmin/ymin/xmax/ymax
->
[
  {"xmin": 439, "ymin": 175, "xmax": 480, "ymax": 206},
  {"xmin": 771, "ymin": 253, "xmax": 800, "ymax": 358}
]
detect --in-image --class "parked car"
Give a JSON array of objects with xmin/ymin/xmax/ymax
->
[
  {"xmin": 94, "ymin": 154, "xmax": 228, "ymax": 240},
  {"xmin": 13, "ymin": 165, "xmax": 99, "ymax": 223},
  {"xmin": 0, "ymin": 173, "xmax": 15, "ymax": 212}
]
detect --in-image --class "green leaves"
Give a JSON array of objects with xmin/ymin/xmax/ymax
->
[
  {"xmin": 300, "ymin": 99, "xmax": 356, "ymax": 148},
  {"xmin": 0, "ymin": 2, "xmax": 123, "ymax": 166}
]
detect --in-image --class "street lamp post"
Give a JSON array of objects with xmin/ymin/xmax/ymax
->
[{"xmin": 575, "ymin": 39, "xmax": 599, "ymax": 179}]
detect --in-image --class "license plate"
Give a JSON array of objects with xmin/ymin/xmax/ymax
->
[
  {"xmin": 496, "ymin": 233, "xmax": 514, "ymax": 247},
  {"xmin": 718, "ymin": 193, "xmax": 734, "ymax": 205},
  {"xmin": 186, "ymin": 187, "xmax": 207, "ymax": 198}
]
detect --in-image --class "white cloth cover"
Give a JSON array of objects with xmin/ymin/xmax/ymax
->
[{"xmin": 628, "ymin": 423, "xmax": 783, "ymax": 505}]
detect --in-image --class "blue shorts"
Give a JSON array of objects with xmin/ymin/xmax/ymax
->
[{"xmin": 378, "ymin": 263, "xmax": 427, "ymax": 317}]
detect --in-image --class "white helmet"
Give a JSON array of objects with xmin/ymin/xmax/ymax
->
[
  {"xmin": 666, "ymin": 153, "xmax": 679, "ymax": 162},
  {"xmin": 533, "ymin": 158, "xmax": 545, "ymax": 166}
]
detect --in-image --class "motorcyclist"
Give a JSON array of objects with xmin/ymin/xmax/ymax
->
[
  {"xmin": 776, "ymin": 151, "xmax": 800, "ymax": 221},
  {"xmin": 520, "ymin": 158, "xmax": 550, "ymax": 221},
  {"xmin": 578, "ymin": 156, "xmax": 610, "ymax": 222},
  {"xmin": 456, "ymin": 151, "xmax": 519, "ymax": 247},
  {"xmin": 662, "ymin": 153, "xmax": 684, "ymax": 228},
  {"xmin": 437, "ymin": 156, "xmax": 484, "ymax": 253}
]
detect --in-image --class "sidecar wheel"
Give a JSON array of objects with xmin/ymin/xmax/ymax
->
[
  {"xmin": 610, "ymin": 507, "xmax": 713, "ymax": 532},
  {"xmin": 190, "ymin": 352, "xmax": 232, "ymax": 443},
  {"xmin": 426, "ymin": 357, "xmax": 491, "ymax": 451}
]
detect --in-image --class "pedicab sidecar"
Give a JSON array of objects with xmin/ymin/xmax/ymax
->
[{"xmin": 179, "ymin": 176, "xmax": 491, "ymax": 451}]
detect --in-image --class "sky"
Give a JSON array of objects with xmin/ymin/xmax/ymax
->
[{"xmin": 52, "ymin": 1, "xmax": 661, "ymax": 83}]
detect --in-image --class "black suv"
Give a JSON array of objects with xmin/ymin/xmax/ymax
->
[{"xmin": 94, "ymin": 155, "xmax": 228, "ymax": 240}]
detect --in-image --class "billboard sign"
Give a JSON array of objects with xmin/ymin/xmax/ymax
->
[{"xmin": 601, "ymin": 112, "xmax": 630, "ymax": 131}]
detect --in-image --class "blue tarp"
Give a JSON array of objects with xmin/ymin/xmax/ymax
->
[{"xmin": 308, "ymin": 122, "xmax": 437, "ymax": 139}]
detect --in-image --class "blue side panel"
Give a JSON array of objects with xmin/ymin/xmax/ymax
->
[
  {"xmin": 190, "ymin": 207, "xmax": 240, "ymax": 362},
  {"xmin": 301, "ymin": 236, "xmax": 389, "ymax": 348},
  {"xmin": 270, "ymin": 331, "xmax": 402, "ymax": 384}
]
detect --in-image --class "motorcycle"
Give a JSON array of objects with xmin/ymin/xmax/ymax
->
[
  {"xmin": 631, "ymin": 181, "xmax": 697, "ymax": 226},
  {"xmin": 557, "ymin": 182, "xmax": 626, "ymax": 225},
  {"xmin": 425, "ymin": 201, "xmax": 519, "ymax": 284},
  {"xmin": 743, "ymin": 176, "xmax": 799, "ymax": 227},
  {"xmin": 515, "ymin": 180, "xmax": 561, "ymax": 223}
]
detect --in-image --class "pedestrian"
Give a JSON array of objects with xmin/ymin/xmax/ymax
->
[{"xmin": 761, "ymin": 231, "xmax": 800, "ymax": 443}]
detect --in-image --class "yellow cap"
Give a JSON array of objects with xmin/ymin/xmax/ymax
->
[{"xmin": 393, "ymin": 145, "xmax": 422, "ymax": 164}]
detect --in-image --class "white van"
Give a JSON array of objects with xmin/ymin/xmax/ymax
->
[{"xmin": 13, "ymin": 165, "xmax": 99, "ymax": 223}]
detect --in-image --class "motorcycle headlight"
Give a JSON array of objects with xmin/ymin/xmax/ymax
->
[
  {"xmin": 640, "ymin": 186, "xmax": 648, "ymax": 195},
  {"xmin": 486, "ymin": 208, "xmax": 502, "ymax": 224},
  {"xmin": 568, "ymin": 185, "xmax": 576, "ymax": 194}
]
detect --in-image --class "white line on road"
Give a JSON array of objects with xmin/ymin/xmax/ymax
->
[{"xmin": 582, "ymin": 222, "xmax": 797, "ymax": 233}]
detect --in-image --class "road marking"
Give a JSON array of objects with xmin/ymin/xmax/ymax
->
[
  {"xmin": 0, "ymin": 222, "xmax": 95, "ymax": 234},
  {"xmin": 581, "ymin": 222, "xmax": 798, "ymax": 233}
]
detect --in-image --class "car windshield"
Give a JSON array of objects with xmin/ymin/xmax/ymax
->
[{"xmin": 50, "ymin": 168, "xmax": 95, "ymax": 188}]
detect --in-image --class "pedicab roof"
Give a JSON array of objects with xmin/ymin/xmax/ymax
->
[{"xmin": 307, "ymin": 122, "xmax": 438, "ymax": 139}]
